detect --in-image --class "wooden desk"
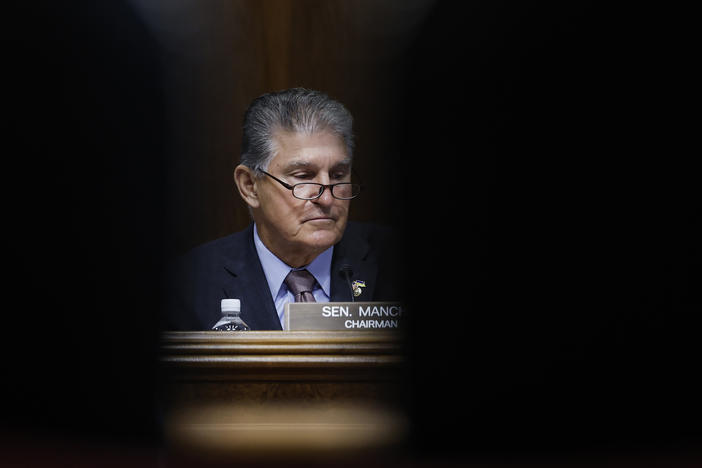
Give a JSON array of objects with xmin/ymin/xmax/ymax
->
[{"xmin": 159, "ymin": 331, "xmax": 408, "ymax": 457}]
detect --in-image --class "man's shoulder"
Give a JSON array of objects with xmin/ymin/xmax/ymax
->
[
  {"xmin": 175, "ymin": 225, "xmax": 253, "ymax": 273},
  {"xmin": 188, "ymin": 227, "xmax": 250, "ymax": 256}
]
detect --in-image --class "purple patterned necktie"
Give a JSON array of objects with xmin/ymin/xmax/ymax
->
[{"xmin": 284, "ymin": 269, "xmax": 317, "ymax": 302}]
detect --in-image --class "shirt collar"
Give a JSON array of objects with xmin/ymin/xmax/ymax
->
[{"xmin": 253, "ymin": 223, "xmax": 333, "ymax": 299}]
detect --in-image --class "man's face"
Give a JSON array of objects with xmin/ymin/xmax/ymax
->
[{"xmin": 253, "ymin": 129, "xmax": 351, "ymax": 266}]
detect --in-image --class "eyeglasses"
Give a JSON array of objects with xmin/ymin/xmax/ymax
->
[{"xmin": 260, "ymin": 170, "xmax": 362, "ymax": 200}]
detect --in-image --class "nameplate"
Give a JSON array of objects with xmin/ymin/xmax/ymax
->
[{"xmin": 285, "ymin": 302, "xmax": 405, "ymax": 331}]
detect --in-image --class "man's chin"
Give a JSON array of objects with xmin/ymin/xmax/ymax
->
[{"xmin": 302, "ymin": 223, "xmax": 344, "ymax": 249}]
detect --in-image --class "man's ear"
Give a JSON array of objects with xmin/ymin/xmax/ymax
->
[{"xmin": 234, "ymin": 164, "xmax": 260, "ymax": 208}]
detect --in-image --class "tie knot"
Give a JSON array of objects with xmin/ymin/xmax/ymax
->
[{"xmin": 284, "ymin": 269, "xmax": 317, "ymax": 302}]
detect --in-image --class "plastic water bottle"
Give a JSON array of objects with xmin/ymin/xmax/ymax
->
[{"xmin": 212, "ymin": 299, "xmax": 250, "ymax": 331}]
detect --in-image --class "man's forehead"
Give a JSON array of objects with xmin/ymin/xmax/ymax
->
[
  {"xmin": 272, "ymin": 129, "xmax": 345, "ymax": 150},
  {"xmin": 269, "ymin": 129, "xmax": 351, "ymax": 169}
]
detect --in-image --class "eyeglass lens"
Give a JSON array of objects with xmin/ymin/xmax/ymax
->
[{"xmin": 292, "ymin": 183, "xmax": 357, "ymax": 200}]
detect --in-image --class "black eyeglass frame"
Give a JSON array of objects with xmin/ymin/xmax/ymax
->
[{"xmin": 259, "ymin": 170, "xmax": 362, "ymax": 200}]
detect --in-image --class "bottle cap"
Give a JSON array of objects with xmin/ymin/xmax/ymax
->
[{"xmin": 221, "ymin": 298, "xmax": 241, "ymax": 314}]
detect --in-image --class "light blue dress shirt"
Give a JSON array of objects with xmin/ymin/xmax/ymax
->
[{"xmin": 253, "ymin": 224, "xmax": 332, "ymax": 329}]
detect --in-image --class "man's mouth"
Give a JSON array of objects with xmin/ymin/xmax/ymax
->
[{"xmin": 303, "ymin": 215, "xmax": 336, "ymax": 223}]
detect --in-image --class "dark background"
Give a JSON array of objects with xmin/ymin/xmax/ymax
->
[
  {"xmin": 3, "ymin": 0, "xmax": 699, "ymax": 465},
  {"xmin": 401, "ymin": 1, "xmax": 700, "ymax": 460}
]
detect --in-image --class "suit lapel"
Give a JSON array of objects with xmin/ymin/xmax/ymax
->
[
  {"xmin": 330, "ymin": 224, "xmax": 378, "ymax": 302},
  {"xmin": 221, "ymin": 224, "xmax": 282, "ymax": 330}
]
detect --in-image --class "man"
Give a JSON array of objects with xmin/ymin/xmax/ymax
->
[{"xmin": 166, "ymin": 88, "xmax": 401, "ymax": 330}]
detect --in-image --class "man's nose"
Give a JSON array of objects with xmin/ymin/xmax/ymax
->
[{"xmin": 312, "ymin": 185, "xmax": 335, "ymax": 206}]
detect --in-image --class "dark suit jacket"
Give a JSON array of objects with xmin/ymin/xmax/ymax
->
[{"xmin": 164, "ymin": 222, "xmax": 402, "ymax": 330}]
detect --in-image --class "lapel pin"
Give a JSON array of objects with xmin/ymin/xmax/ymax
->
[{"xmin": 351, "ymin": 280, "xmax": 366, "ymax": 298}]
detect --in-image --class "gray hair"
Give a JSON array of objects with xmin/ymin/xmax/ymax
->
[{"xmin": 240, "ymin": 88, "xmax": 354, "ymax": 173}]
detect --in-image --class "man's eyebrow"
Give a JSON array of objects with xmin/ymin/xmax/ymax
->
[
  {"xmin": 282, "ymin": 158, "xmax": 352, "ymax": 172},
  {"xmin": 282, "ymin": 160, "xmax": 315, "ymax": 171},
  {"xmin": 331, "ymin": 159, "xmax": 352, "ymax": 171}
]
